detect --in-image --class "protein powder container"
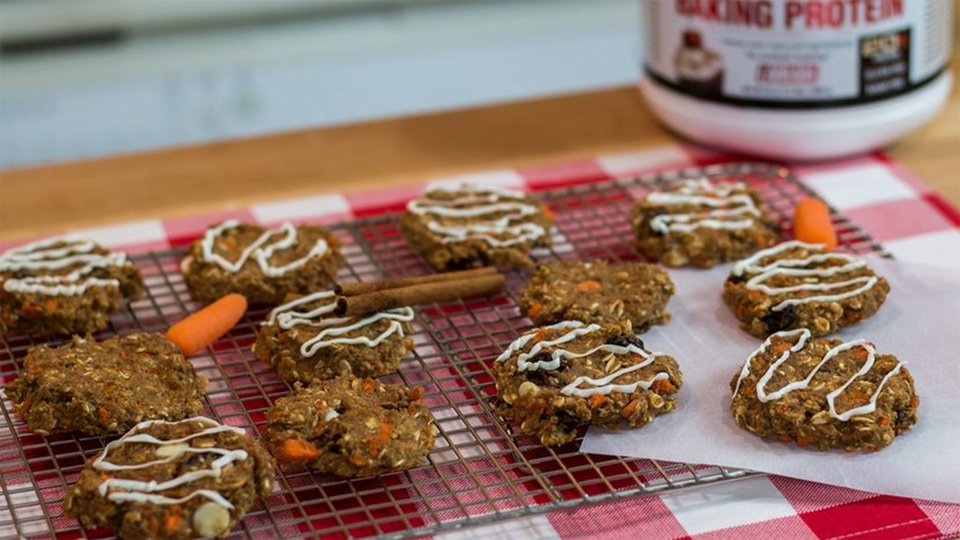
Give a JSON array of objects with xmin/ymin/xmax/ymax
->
[{"xmin": 640, "ymin": 0, "xmax": 953, "ymax": 160}]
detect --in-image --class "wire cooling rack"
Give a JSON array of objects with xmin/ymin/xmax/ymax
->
[{"xmin": 0, "ymin": 162, "xmax": 888, "ymax": 539}]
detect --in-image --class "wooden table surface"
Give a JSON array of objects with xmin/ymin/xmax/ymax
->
[{"xmin": 2, "ymin": 65, "xmax": 958, "ymax": 242}]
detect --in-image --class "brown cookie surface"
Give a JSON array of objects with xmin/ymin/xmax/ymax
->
[
  {"xmin": 631, "ymin": 179, "xmax": 780, "ymax": 268},
  {"xmin": 64, "ymin": 417, "xmax": 275, "ymax": 539},
  {"xmin": 723, "ymin": 241, "xmax": 890, "ymax": 338},
  {"xmin": 0, "ymin": 237, "xmax": 143, "ymax": 336},
  {"xmin": 254, "ymin": 291, "xmax": 415, "ymax": 382},
  {"xmin": 519, "ymin": 259, "xmax": 674, "ymax": 331},
  {"xmin": 263, "ymin": 376, "xmax": 437, "ymax": 477},
  {"xmin": 181, "ymin": 221, "xmax": 343, "ymax": 305},
  {"xmin": 400, "ymin": 185, "xmax": 554, "ymax": 270},
  {"xmin": 6, "ymin": 333, "xmax": 207, "ymax": 436},
  {"xmin": 493, "ymin": 321, "xmax": 682, "ymax": 446},
  {"xmin": 730, "ymin": 329, "xmax": 918, "ymax": 452}
]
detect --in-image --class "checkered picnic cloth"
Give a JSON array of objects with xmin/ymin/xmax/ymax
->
[{"xmin": 3, "ymin": 144, "xmax": 959, "ymax": 539}]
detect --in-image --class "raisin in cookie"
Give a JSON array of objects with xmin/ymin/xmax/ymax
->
[
  {"xmin": 0, "ymin": 237, "xmax": 144, "ymax": 336},
  {"xmin": 519, "ymin": 259, "xmax": 674, "ymax": 331},
  {"xmin": 400, "ymin": 184, "xmax": 554, "ymax": 270},
  {"xmin": 64, "ymin": 417, "xmax": 275, "ymax": 539},
  {"xmin": 724, "ymin": 241, "xmax": 890, "ymax": 338},
  {"xmin": 254, "ymin": 291, "xmax": 415, "ymax": 382},
  {"xmin": 493, "ymin": 321, "xmax": 682, "ymax": 446},
  {"xmin": 263, "ymin": 376, "xmax": 437, "ymax": 477},
  {"xmin": 730, "ymin": 329, "xmax": 918, "ymax": 452},
  {"xmin": 181, "ymin": 220, "xmax": 343, "ymax": 305},
  {"xmin": 631, "ymin": 178, "xmax": 780, "ymax": 268},
  {"xmin": 6, "ymin": 333, "xmax": 207, "ymax": 436}
]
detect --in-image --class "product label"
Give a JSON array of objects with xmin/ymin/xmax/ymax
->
[{"xmin": 644, "ymin": 0, "xmax": 952, "ymax": 108}]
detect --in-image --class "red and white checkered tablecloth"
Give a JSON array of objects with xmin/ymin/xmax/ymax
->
[{"xmin": 3, "ymin": 144, "xmax": 959, "ymax": 539}]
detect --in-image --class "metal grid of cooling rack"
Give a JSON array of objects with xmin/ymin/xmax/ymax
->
[{"xmin": 0, "ymin": 162, "xmax": 888, "ymax": 539}]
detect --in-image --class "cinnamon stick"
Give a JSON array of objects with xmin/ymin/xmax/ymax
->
[
  {"xmin": 335, "ymin": 273, "xmax": 506, "ymax": 317},
  {"xmin": 335, "ymin": 266, "xmax": 497, "ymax": 296}
]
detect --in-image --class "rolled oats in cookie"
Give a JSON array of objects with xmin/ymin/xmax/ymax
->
[
  {"xmin": 0, "ymin": 237, "xmax": 144, "ymax": 336},
  {"xmin": 262, "ymin": 376, "xmax": 437, "ymax": 477},
  {"xmin": 519, "ymin": 259, "xmax": 675, "ymax": 331},
  {"xmin": 730, "ymin": 330, "xmax": 918, "ymax": 452},
  {"xmin": 254, "ymin": 291, "xmax": 415, "ymax": 382},
  {"xmin": 6, "ymin": 333, "xmax": 207, "ymax": 436},
  {"xmin": 399, "ymin": 184, "xmax": 554, "ymax": 270},
  {"xmin": 64, "ymin": 417, "xmax": 275, "ymax": 539},
  {"xmin": 181, "ymin": 220, "xmax": 343, "ymax": 305},
  {"xmin": 723, "ymin": 241, "xmax": 890, "ymax": 338},
  {"xmin": 631, "ymin": 178, "xmax": 780, "ymax": 268},
  {"xmin": 492, "ymin": 321, "xmax": 682, "ymax": 446}
]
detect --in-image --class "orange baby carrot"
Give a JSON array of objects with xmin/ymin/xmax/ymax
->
[
  {"xmin": 165, "ymin": 293, "xmax": 248, "ymax": 355},
  {"xmin": 794, "ymin": 197, "xmax": 837, "ymax": 249}
]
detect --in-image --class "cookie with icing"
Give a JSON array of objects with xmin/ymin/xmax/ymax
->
[
  {"xmin": 262, "ymin": 376, "xmax": 437, "ymax": 477},
  {"xmin": 6, "ymin": 333, "xmax": 208, "ymax": 436},
  {"xmin": 519, "ymin": 259, "xmax": 675, "ymax": 331},
  {"xmin": 492, "ymin": 321, "xmax": 683, "ymax": 446},
  {"xmin": 399, "ymin": 184, "xmax": 554, "ymax": 270},
  {"xmin": 181, "ymin": 221, "xmax": 343, "ymax": 305},
  {"xmin": 0, "ymin": 237, "xmax": 144, "ymax": 336},
  {"xmin": 723, "ymin": 241, "xmax": 890, "ymax": 338},
  {"xmin": 254, "ymin": 291, "xmax": 415, "ymax": 382},
  {"xmin": 64, "ymin": 417, "xmax": 275, "ymax": 539},
  {"xmin": 631, "ymin": 178, "xmax": 780, "ymax": 268},
  {"xmin": 730, "ymin": 329, "xmax": 918, "ymax": 451}
]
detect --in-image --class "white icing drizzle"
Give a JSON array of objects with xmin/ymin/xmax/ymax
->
[
  {"xmin": 200, "ymin": 220, "xmax": 329, "ymax": 277},
  {"xmin": 731, "ymin": 240, "xmax": 879, "ymax": 312},
  {"xmin": 733, "ymin": 330, "xmax": 904, "ymax": 421},
  {"xmin": 93, "ymin": 417, "xmax": 249, "ymax": 509},
  {"xmin": 496, "ymin": 321, "xmax": 671, "ymax": 398},
  {"xmin": 646, "ymin": 179, "xmax": 762, "ymax": 233},
  {"xmin": 407, "ymin": 184, "xmax": 547, "ymax": 247},
  {"xmin": 263, "ymin": 290, "xmax": 415, "ymax": 357},
  {"xmin": 0, "ymin": 237, "xmax": 128, "ymax": 296}
]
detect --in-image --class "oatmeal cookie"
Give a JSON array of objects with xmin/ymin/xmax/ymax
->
[
  {"xmin": 181, "ymin": 220, "xmax": 343, "ymax": 305},
  {"xmin": 399, "ymin": 184, "xmax": 554, "ymax": 270},
  {"xmin": 724, "ymin": 241, "xmax": 890, "ymax": 338},
  {"xmin": 254, "ymin": 291, "xmax": 415, "ymax": 382},
  {"xmin": 492, "ymin": 321, "xmax": 682, "ymax": 446},
  {"xmin": 631, "ymin": 178, "xmax": 780, "ymax": 268},
  {"xmin": 0, "ymin": 237, "xmax": 144, "ymax": 336},
  {"xmin": 730, "ymin": 329, "xmax": 918, "ymax": 452},
  {"xmin": 64, "ymin": 417, "xmax": 275, "ymax": 539},
  {"xmin": 263, "ymin": 376, "xmax": 437, "ymax": 477},
  {"xmin": 6, "ymin": 333, "xmax": 207, "ymax": 436},
  {"xmin": 519, "ymin": 259, "xmax": 675, "ymax": 331}
]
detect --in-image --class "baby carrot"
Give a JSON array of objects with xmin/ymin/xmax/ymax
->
[
  {"xmin": 165, "ymin": 293, "xmax": 248, "ymax": 356},
  {"xmin": 794, "ymin": 197, "xmax": 837, "ymax": 249}
]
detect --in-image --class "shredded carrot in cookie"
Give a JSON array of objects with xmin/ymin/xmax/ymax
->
[
  {"xmin": 575, "ymin": 280, "xmax": 602, "ymax": 291},
  {"xmin": 276, "ymin": 438, "xmax": 320, "ymax": 462},
  {"xmin": 652, "ymin": 379, "xmax": 675, "ymax": 393},
  {"xmin": 527, "ymin": 302, "xmax": 543, "ymax": 317},
  {"xmin": 589, "ymin": 394, "xmax": 608, "ymax": 408},
  {"xmin": 621, "ymin": 399, "xmax": 640, "ymax": 418}
]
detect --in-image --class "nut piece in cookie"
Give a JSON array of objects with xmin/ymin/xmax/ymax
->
[
  {"xmin": 254, "ymin": 291, "xmax": 415, "ymax": 382},
  {"xmin": 399, "ymin": 184, "xmax": 554, "ymax": 270},
  {"xmin": 64, "ymin": 417, "xmax": 275, "ymax": 539},
  {"xmin": 492, "ymin": 321, "xmax": 683, "ymax": 446},
  {"xmin": 6, "ymin": 333, "xmax": 207, "ymax": 436},
  {"xmin": 181, "ymin": 220, "xmax": 344, "ymax": 305},
  {"xmin": 263, "ymin": 376, "xmax": 437, "ymax": 477},
  {"xmin": 730, "ymin": 329, "xmax": 917, "ymax": 452},
  {"xmin": 631, "ymin": 178, "xmax": 780, "ymax": 268},
  {"xmin": 723, "ymin": 241, "xmax": 890, "ymax": 338},
  {"xmin": 0, "ymin": 237, "xmax": 144, "ymax": 336},
  {"xmin": 519, "ymin": 259, "xmax": 675, "ymax": 331}
]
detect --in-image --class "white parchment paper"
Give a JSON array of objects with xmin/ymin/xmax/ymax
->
[{"xmin": 580, "ymin": 257, "xmax": 960, "ymax": 504}]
